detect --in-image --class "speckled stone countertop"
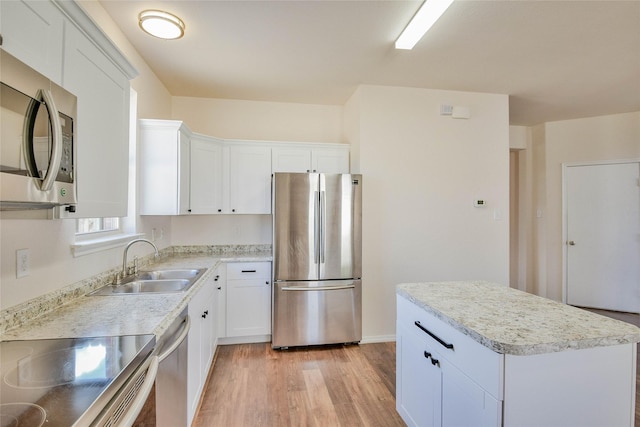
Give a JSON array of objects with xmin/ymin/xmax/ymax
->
[
  {"xmin": 397, "ymin": 281, "xmax": 640, "ymax": 356},
  {"xmin": 1, "ymin": 247, "xmax": 272, "ymax": 342}
]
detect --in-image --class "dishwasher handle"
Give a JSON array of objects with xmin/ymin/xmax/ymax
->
[
  {"xmin": 118, "ymin": 355, "xmax": 159, "ymax": 427},
  {"xmin": 158, "ymin": 315, "xmax": 191, "ymax": 363}
]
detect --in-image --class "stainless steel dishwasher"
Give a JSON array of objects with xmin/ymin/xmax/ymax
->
[{"xmin": 155, "ymin": 308, "xmax": 190, "ymax": 427}]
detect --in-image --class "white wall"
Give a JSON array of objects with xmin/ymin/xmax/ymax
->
[
  {"xmin": 527, "ymin": 111, "xmax": 640, "ymax": 301},
  {"xmin": 172, "ymin": 96, "xmax": 343, "ymax": 143},
  {"xmin": 171, "ymin": 215, "xmax": 272, "ymax": 246},
  {"xmin": 344, "ymin": 85, "xmax": 510, "ymax": 340}
]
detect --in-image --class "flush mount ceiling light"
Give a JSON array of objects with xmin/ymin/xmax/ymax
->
[
  {"xmin": 395, "ymin": 0, "xmax": 454, "ymax": 50},
  {"xmin": 138, "ymin": 10, "xmax": 185, "ymax": 40}
]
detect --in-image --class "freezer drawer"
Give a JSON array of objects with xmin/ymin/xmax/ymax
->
[{"xmin": 272, "ymin": 279, "xmax": 362, "ymax": 348}]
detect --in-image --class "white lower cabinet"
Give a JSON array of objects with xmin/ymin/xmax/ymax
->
[
  {"xmin": 396, "ymin": 323, "xmax": 442, "ymax": 427},
  {"xmin": 187, "ymin": 273, "xmax": 217, "ymax": 425},
  {"xmin": 396, "ymin": 296, "xmax": 502, "ymax": 427},
  {"xmin": 225, "ymin": 262, "xmax": 272, "ymax": 338}
]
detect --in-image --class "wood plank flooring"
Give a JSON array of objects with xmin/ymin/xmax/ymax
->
[
  {"xmin": 192, "ymin": 342, "xmax": 404, "ymax": 427},
  {"xmin": 194, "ymin": 308, "xmax": 639, "ymax": 427}
]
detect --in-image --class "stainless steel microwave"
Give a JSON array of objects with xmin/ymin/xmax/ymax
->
[{"xmin": 0, "ymin": 49, "xmax": 77, "ymax": 211}]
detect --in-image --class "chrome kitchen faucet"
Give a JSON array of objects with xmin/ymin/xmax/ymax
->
[{"xmin": 115, "ymin": 238, "xmax": 159, "ymax": 284}]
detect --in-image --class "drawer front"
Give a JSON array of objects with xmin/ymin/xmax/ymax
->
[
  {"xmin": 397, "ymin": 295, "xmax": 503, "ymax": 399},
  {"xmin": 226, "ymin": 262, "xmax": 271, "ymax": 280}
]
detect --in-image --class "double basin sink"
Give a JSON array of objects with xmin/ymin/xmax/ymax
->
[{"xmin": 89, "ymin": 268, "xmax": 205, "ymax": 295}]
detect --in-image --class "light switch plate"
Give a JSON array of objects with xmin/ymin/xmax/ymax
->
[{"xmin": 16, "ymin": 248, "xmax": 30, "ymax": 278}]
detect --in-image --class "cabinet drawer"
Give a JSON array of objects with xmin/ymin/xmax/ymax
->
[
  {"xmin": 226, "ymin": 262, "xmax": 271, "ymax": 280},
  {"xmin": 397, "ymin": 295, "xmax": 503, "ymax": 400}
]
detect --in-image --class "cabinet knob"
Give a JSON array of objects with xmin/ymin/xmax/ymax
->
[
  {"xmin": 266, "ymin": 281, "xmax": 270, "ymax": 285},
  {"xmin": 217, "ymin": 209, "xmax": 222, "ymax": 212},
  {"xmin": 214, "ymin": 275, "xmax": 220, "ymax": 281},
  {"xmin": 232, "ymin": 209, "xmax": 236, "ymax": 212},
  {"xmin": 217, "ymin": 287, "xmax": 221, "ymax": 290},
  {"xmin": 188, "ymin": 209, "xmax": 192, "ymax": 213}
]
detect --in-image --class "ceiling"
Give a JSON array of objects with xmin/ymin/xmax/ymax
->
[{"xmin": 99, "ymin": 0, "xmax": 640, "ymax": 126}]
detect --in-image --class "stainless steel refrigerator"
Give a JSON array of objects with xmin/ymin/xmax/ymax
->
[{"xmin": 272, "ymin": 173, "xmax": 362, "ymax": 348}]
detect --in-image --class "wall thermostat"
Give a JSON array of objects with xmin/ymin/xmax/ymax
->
[{"xmin": 474, "ymin": 199, "xmax": 486, "ymax": 207}]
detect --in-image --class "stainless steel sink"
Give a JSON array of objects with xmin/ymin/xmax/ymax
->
[
  {"xmin": 89, "ymin": 268, "xmax": 205, "ymax": 295},
  {"xmin": 136, "ymin": 269, "xmax": 201, "ymax": 280}
]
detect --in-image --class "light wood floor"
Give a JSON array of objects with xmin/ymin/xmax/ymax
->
[
  {"xmin": 194, "ymin": 309, "xmax": 639, "ymax": 427},
  {"xmin": 192, "ymin": 342, "xmax": 404, "ymax": 427}
]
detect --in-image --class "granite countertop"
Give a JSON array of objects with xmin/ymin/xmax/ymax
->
[
  {"xmin": 1, "ymin": 250, "xmax": 272, "ymax": 342},
  {"xmin": 397, "ymin": 281, "xmax": 640, "ymax": 356}
]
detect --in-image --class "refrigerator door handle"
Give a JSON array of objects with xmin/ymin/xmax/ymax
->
[
  {"xmin": 281, "ymin": 284, "xmax": 355, "ymax": 291},
  {"xmin": 314, "ymin": 190, "xmax": 320, "ymax": 264},
  {"xmin": 319, "ymin": 190, "xmax": 326, "ymax": 264}
]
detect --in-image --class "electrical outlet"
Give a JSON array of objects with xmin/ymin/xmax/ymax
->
[{"xmin": 16, "ymin": 249, "xmax": 30, "ymax": 278}]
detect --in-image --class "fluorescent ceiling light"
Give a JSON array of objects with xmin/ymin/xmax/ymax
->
[
  {"xmin": 139, "ymin": 10, "xmax": 185, "ymax": 40},
  {"xmin": 395, "ymin": 0, "xmax": 454, "ymax": 50}
]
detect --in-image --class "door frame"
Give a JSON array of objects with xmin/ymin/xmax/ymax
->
[{"xmin": 561, "ymin": 158, "xmax": 640, "ymax": 304}]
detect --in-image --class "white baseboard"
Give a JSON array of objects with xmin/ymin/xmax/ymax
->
[{"xmin": 360, "ymin": 334, "xmax": 396, "ymax": 344}]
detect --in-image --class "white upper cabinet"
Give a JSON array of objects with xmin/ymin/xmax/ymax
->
[
  {"xmin": 139, "ymin": 121, "xmax": 350, "ymax": 215},
  {"xmin": 190, "ymin": 135, "xmax": 223, "ymax": 214},
  {"xmin": 139, "ymin": 120, "xmax": 191, "ymax": 215},
  {"xmin": 61, "ymin": 23, "xmax": 132, "ymax": 218},
  {"xmin": 0, "ymin": 0, "xmax": 64, "ymax": 84},
  {"xmin": 227, "ymin": 144, "xmax": 272, "ymax": 214},
  {"xmin": 272, "ymin": 144, "xmax": 349, "ymax": 173}
]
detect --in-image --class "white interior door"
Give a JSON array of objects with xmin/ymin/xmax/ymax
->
[{"xmin": 565, "ymin": 162, "xmax": 640, "ymax": 313}]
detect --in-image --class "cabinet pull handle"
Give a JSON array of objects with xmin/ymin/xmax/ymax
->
[
  {"xmin": 202, "ymin": 310, "xmax": 209, "ymax": 318},
  {"xmin": 423, "ymin": 351, "xmax": 431, "ymax": 359},
  {"xmin": 241, "ymin": 270, "xmax": 257, "ymax": 273},
  {"xmin": 430, "ymin": 357, "xmax": 440, "ymax": 367},
  {"xmin": 414, "ymin": 321, "xmax": 454, "ymax": 350}
]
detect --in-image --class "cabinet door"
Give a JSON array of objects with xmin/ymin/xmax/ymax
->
[
  {"xmin": 215, "ymin": 269, "xmax": 226, "ymax": 339},
  {"xmin": 228, "ymin": 145, "xmax": 271, "ymax": 214},
  {"xmin": 178, "ymin": 130, "xmax": 191, "ymax": 215},
  {"xmin": 441, "ymin": 359, "xmax": 501, "ymax": 427},
  {"xmin": 139, "ymin": 121, "xmax": 188, "ymax": 215},
  {"xmin": 226, "ymin": 262, "xmax": 271, "ymax": 337},
  {"xmin": 187, "ymin": 282, "xmax": 216, "ymax": 425},
  {"xmin": 0, "ymin": 0, "xmax": 64, "ymax": 83},
  {"xmin": 272, "ymin": 147, "xmax": 312, "ymax": 172},
  {"xmin": 187, "ymin": 295, "xmax": 204, "ymax": 424},
  {"xmin": 61, "ymin": 24, "xmax": 130, "ymax": 218},
  {"xmin": 396, "ymin": 324, "xmax": 442, "ymax": 427},
  {"xmin": 312, "ymin": 148, "xmax": 349, "ymax": 173},
  {"xmin": 190, "ymin": 137, "xmax": 223, "ymax": 214}
]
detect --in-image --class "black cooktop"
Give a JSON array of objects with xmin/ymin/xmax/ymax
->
[{"xmin": 0, "ymin": 334, "xmax": 155, "ymax": 427}]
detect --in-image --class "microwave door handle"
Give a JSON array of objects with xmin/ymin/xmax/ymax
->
[
  {"xmin": 22, "ymin": 97, "xmax": 41, "ymax": 178},
  {"xmin": 38, "ymin": 89, "xmax": 63, "ymax": 191}
]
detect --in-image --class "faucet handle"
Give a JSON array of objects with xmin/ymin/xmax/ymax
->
[{"xmin": 113, "ymin": 272, "xmax": 123, "ymax": 285}]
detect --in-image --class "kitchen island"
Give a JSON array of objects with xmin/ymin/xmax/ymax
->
[{"xmin": 396, "ymin": 281, "xmax": 640, "ymax": 427}]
